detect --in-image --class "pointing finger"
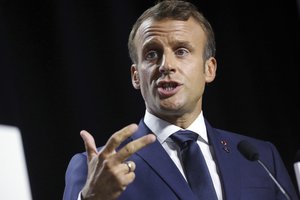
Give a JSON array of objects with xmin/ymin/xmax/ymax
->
[
  {"xmin": 101, "ymin": 124, "xmax": 138, "ymax": 157},
  {"xmin": 115, "ymin": 134, "xmax": 156, "ymax": 162},
  {"xmin": 80, "ymin": 130, "xmax": 98, "ymax": 162}
]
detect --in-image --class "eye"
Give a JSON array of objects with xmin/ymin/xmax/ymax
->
[
  {"xmin": 175, "ymin": 48, "xmax": 189, "ymax": 57},
  {"xmin": 145, "ymin": 50, "xmax": 159, "ymax": 61}
]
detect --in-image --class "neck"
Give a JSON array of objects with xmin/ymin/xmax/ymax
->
[{"xmin": 150, "ymin": 110, "xmax": 202, "ymax": 129}]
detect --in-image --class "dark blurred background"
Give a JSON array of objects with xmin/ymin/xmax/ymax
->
[{"xmin": 0, "ymin": 0, "xmax": 299, "ymax": 199}]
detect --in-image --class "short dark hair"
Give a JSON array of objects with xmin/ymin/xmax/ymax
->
[{"xmin": 128, "ymin": 0, "xmax": 216, "ymax": 64}]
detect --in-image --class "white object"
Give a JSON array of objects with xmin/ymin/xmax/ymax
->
[
  {"xmin": 294, "ymin": 162, "xmax": 300, "ymax": 194},
  {"xmin": 0, "ymin": 124, "xmax": 32, "ymax": 200}
]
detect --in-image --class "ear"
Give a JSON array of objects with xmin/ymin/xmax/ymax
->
[
  {"xmin": 204, "ymin": 57, "xmax": 217, "ymax": 83},
  {"xmin": 131, "ymin": 64, "xmax": 140, "ymax": 89}
]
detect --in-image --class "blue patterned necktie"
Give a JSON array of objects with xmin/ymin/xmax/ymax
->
[{"xmin": 170, "ymin": 130, "xmax": 218, "ymax": 200}]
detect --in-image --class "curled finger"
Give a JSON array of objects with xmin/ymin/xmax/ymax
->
[{"xmin": 124, "ymin": 161, "xmax": 136, "ymax": 174}]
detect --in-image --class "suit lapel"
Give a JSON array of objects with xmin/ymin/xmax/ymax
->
[
  {"xmin": 205, "ymin": 120, "xmax": 241, "ymax": 200},
  {"xmin": 132, "ymin": 120, "xmax": 198, "ymax": 200}
]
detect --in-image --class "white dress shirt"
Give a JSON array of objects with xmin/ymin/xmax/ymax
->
[{"xmin": 144, "ymin": 110, "xmax": 223, "ymax": 200}]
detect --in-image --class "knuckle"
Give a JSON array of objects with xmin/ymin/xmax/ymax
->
[
  {"xmin": 131, "ymin": 172, "xmax": 136, "ymax": 181},
  {"xmin": 124, "ymin": 145, "xmax": 135, "ymax": 154},
  {"xmin": 101, "ymin": 159, "xmax": 115, "ymax": 173},
  {"xmin": 109, "ymin": 135, "xmax": 120, "ymax": 146}
]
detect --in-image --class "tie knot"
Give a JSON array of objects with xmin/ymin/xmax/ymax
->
[{"xmin": 170, "ymin": 130, "xmax": 198, "ymax": 148}]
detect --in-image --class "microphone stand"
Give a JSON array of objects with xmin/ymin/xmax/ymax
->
[{"xmin": 257, "ymin": 159, "xmax": 291, "ymax": 200}]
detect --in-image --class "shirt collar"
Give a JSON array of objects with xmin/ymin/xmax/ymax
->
[{"xmin": 144, "ymin": 110, "xmax": 208, "ymax": 144}]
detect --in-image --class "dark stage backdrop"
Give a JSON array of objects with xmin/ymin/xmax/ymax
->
[{"xmin": 1, "ymin": 0, "xmax": 299, "ymax": 199}]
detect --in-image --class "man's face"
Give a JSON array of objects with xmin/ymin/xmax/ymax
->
[{"xmin": 131, "ymin": 17, "xmax": 216, "ymax": 122}]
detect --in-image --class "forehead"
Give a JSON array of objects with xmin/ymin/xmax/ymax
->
[{"xmin": 134, "ymin": 17, "xmax": 206, "ymax": 49}]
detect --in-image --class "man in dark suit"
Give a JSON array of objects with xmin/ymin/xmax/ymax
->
[{"xmin": 63, "ymin": 1, "xmax": 299, "ymax": 199}]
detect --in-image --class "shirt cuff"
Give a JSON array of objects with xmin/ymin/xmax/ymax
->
[{"xmin": 77, "ymin": 191, "xmax": 82, "ymax": 200}]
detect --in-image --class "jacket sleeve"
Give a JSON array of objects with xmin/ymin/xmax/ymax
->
[{"xmin": 63, "ymin": 153, "xmax": 88, "ymax": 200}]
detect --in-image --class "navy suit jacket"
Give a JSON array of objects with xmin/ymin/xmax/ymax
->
[{"xmin": 63, "ymin": 119, "xmax": 299, "ymax": 200}]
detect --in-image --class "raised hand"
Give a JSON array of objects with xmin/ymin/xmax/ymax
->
[{"xmin": 80, "ymin": 124, "xmax": 156, "ymax": 200}]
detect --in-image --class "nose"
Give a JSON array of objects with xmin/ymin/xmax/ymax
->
[{"xmin": 159, "ymin": 53, "xmax": 176, "ymax": 75}]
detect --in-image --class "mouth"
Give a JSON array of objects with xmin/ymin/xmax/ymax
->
[{"xmin": 156, "ymin": 80, "xmax": 182, "ymax": 98}]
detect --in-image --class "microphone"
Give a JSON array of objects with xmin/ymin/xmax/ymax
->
[
  {"xmin": 237, "ymin": 140, "xmax": 292, "ymax": 200},
  {"xmin": 294, "ymin": 149, "xmax": 300, "ymax": 193}
]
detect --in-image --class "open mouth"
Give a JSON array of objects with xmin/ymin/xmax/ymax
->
[
  {"xmin": 160, "ymin": 82, "xmax": 178, "ymax": 91},
  {"xmin": 157, "ymin": 81, "xmax": 182, "ymax": 97}
]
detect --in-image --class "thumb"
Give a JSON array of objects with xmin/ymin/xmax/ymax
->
[{"xmin": 80, "ymin": 130, "xmax": 98, "ymax": 162}]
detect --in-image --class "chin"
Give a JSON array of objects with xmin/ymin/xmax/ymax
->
[{"xmin": 159, "ymin": 101, "xmax": 185, "ymax": 113}]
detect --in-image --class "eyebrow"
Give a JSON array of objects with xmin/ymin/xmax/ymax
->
[
  {"xmin": 142, "ymin": 39, "xmax": 162, "ymax": 54},
  {"xmin": 142, "ymin": 39, "xmax": 194, "ymax": 52},
  {"xmin": 170, "ymin": 40, "xmax": 194, "ymax": 51}
]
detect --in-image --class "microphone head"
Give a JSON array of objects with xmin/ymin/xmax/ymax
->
[{"xmin": 237, "ymin": 140, "xmax": 259, "ymax": 161}]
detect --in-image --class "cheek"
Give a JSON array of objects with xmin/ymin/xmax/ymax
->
[
  {"xmin": 140, "ymin": 69, "xmax": 161, "ymax": 100},
  {"xmin": 184, "ymin": 66, "xmax": 206, "ymax": 93},
  {"xmin": 184, "ymin": 63, "xmax": 205, "ymax": 81},
  {"xmin": 139, "ymin": 70, "xmax": 153, "ymax": 93},
  {"xmin": 139, "ymin": 66, "xmax": 158, "ymax": 85}
]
